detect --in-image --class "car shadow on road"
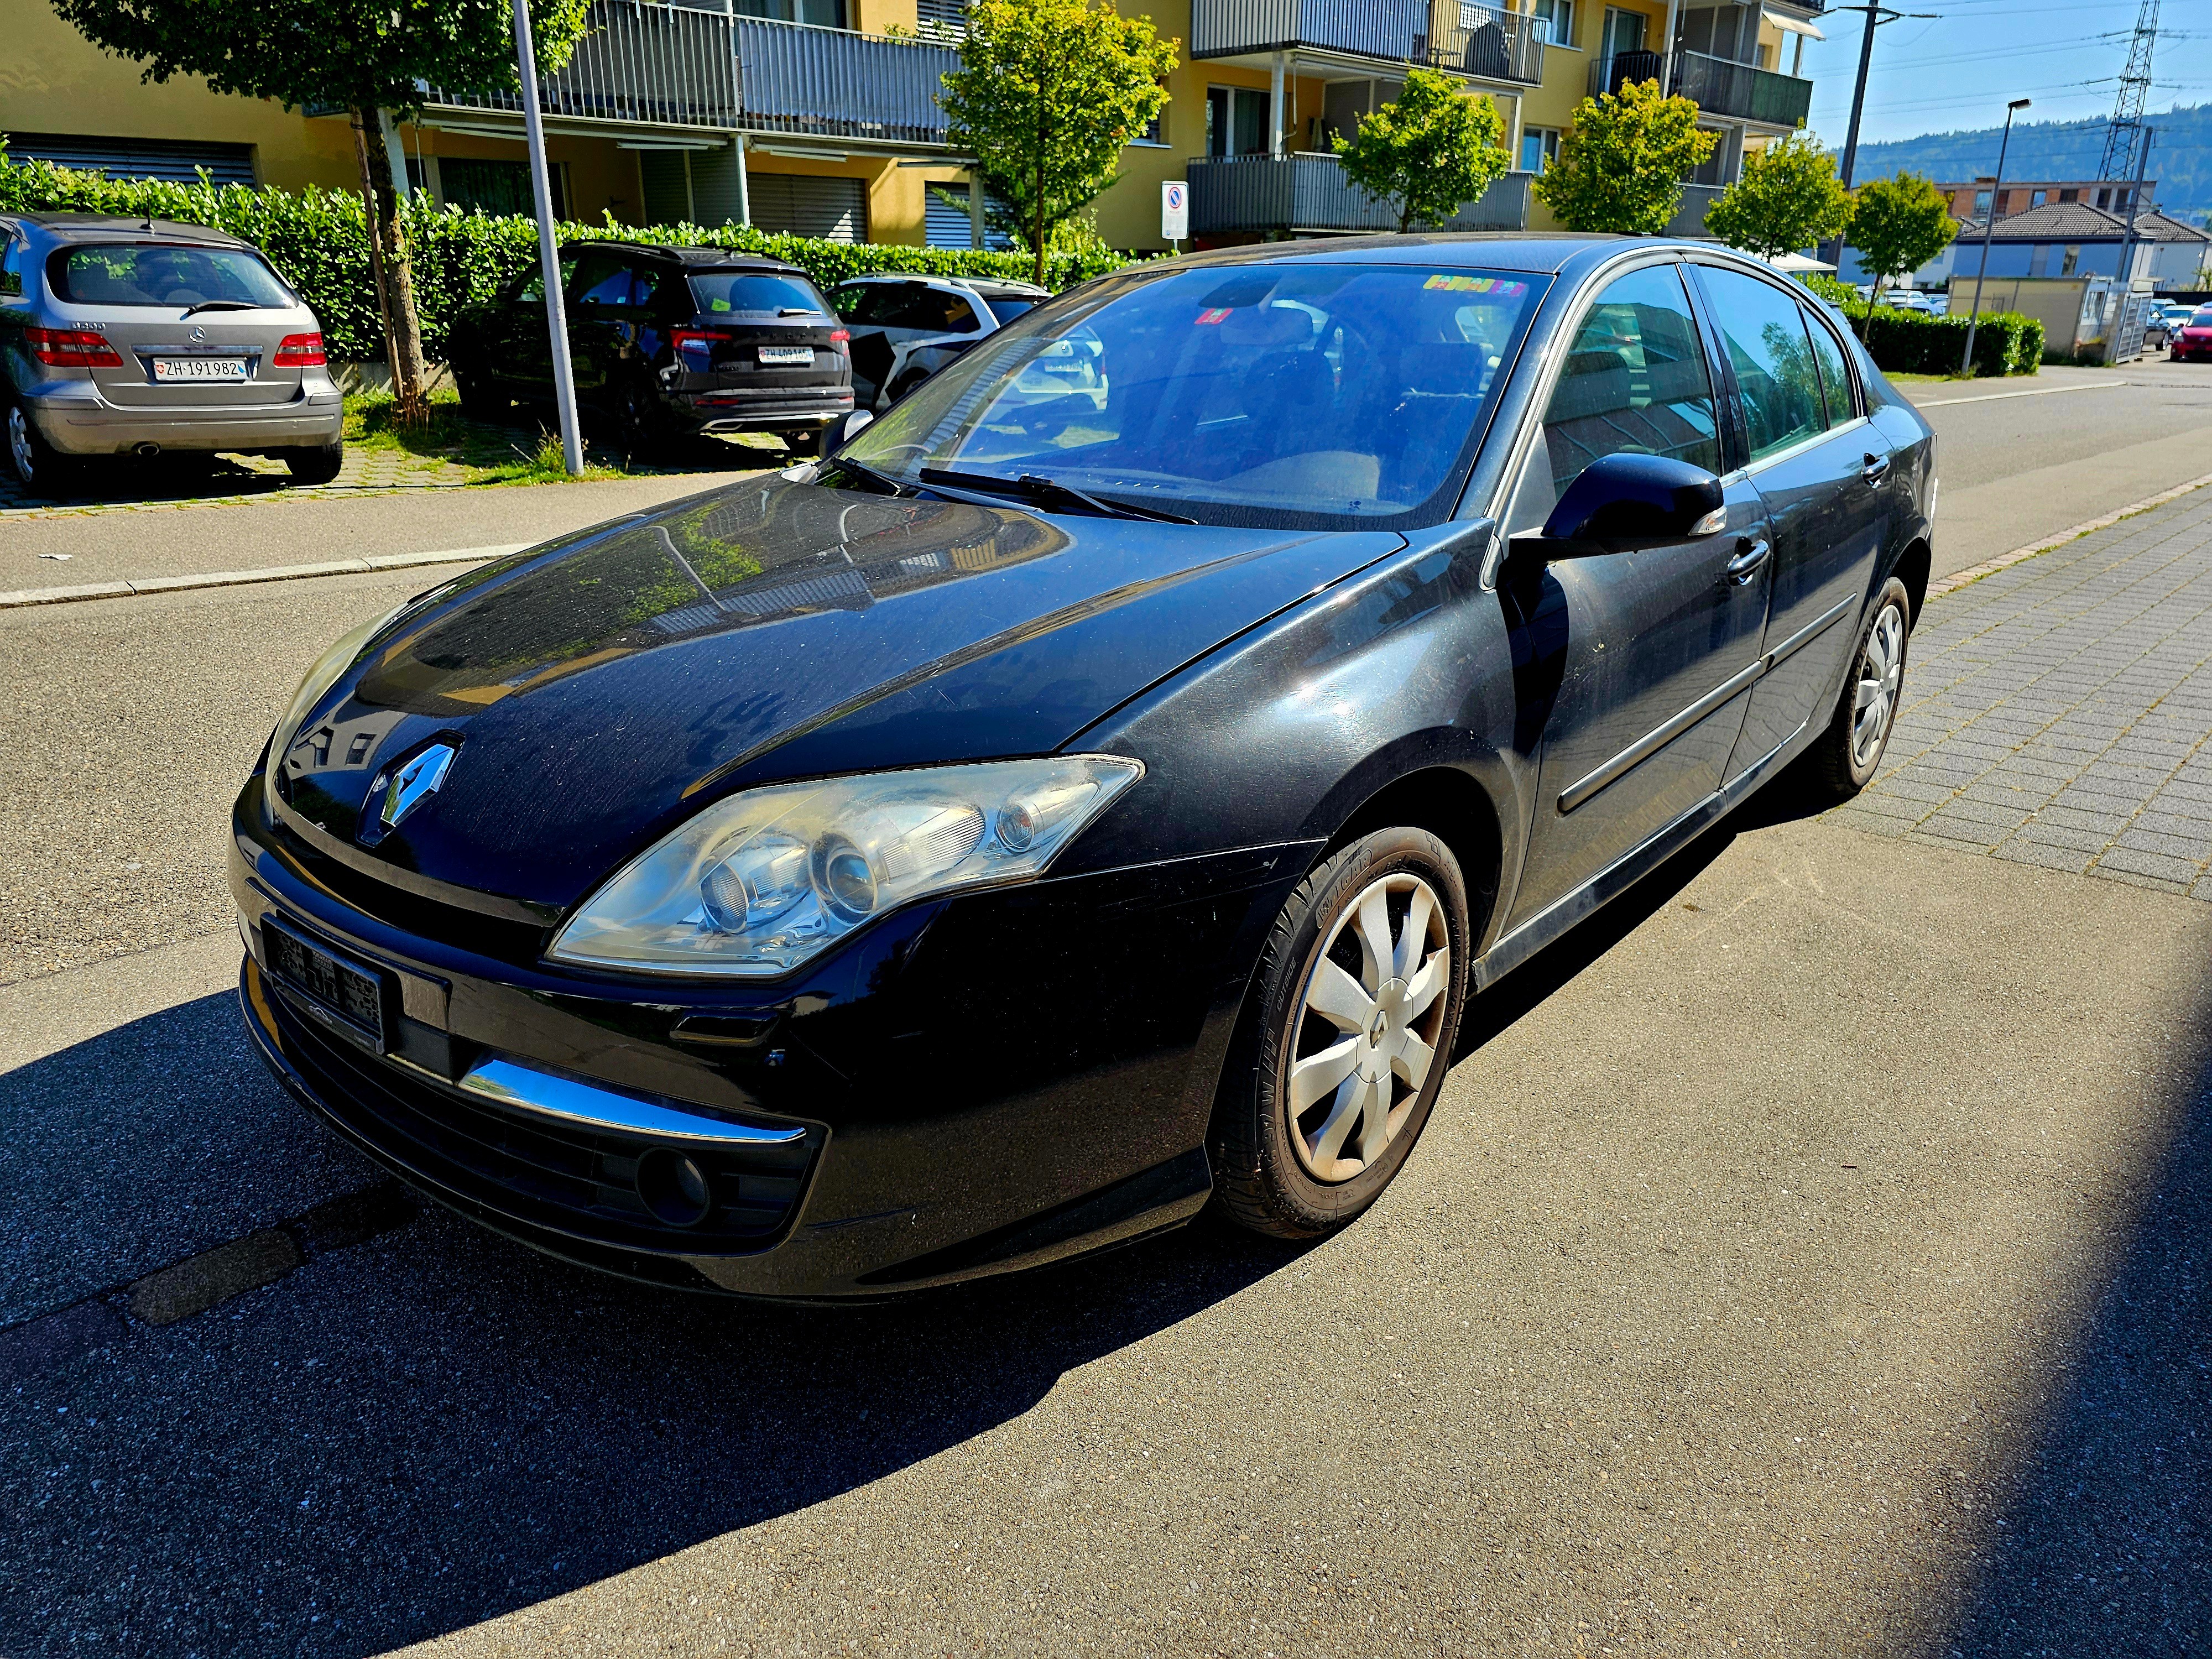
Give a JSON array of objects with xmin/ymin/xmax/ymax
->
[{"xmin": 2, "ymin": 987, "xmax": 1306, "ymax": 1658}]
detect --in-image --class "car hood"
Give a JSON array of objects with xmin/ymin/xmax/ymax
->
[{"xmin": 275, "ymin": 478, "xmax": 1402, "ymax": 912}]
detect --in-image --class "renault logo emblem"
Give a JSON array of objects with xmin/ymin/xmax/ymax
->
[{"xmin": 378, "ymin": 743, "xmax": 457, "ymax": 830}]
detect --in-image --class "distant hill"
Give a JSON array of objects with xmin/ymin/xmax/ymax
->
[{"xmin": 1838, "ymin": 103, "xmax": 2212, "ymax": 225}]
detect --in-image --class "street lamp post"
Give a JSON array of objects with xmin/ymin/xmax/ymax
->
[
  {"xmin": 1961, "ymin": 97, "xmax": 2032, "ymax": 378},
  {"xmin": 512, "ymin": 0, "xmax": 584, "ymax": 476}
]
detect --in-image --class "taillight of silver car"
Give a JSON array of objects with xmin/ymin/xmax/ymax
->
[
  {"xmin": 272, "ymin": 332, "xmax": 326, "ymax": 367},
  {"xmin": 26, "ymin": 327, "xmax": 123, "ymax": 367}
]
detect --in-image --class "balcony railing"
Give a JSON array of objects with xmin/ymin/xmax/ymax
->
[
  {"xmin": 1589, "ymin": 48, "xmax": 1812, "ymax": 128},
  {"xmin": 1665, "ymin": 184, "xmax": 1723, "ymax": 237},
  {"xmin": 1192, "ymin": 0, "xmax": 1544, "ymax": 85},
  {"xmin": 424, "ymin": 0, "xmax": 740, "ymax": 130},
  {"xmin": 732, "ymin": 17, "xmax": 959, "ymax": 146},
  {"xmin": 1186, "ymin": 154, "xmax": 1530, "ymax": 235}
]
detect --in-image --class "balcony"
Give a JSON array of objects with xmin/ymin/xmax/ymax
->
[
  {"xmin": 1186, "ymin": 154, "xmax": 1531, "ymax": 236},
  {"xmin": 1192, "ymin": 0, "xmax": 1545, "ymax": 86},
  {"xmin": 1589, "ymin": 48, "xmax": 1812, "ymax": 129},
  {"xmin": 732, "ymin": 16, "xmax": 959, "ymax": 147},
  {"xmin": 424, "ymin": 0, "xmax": 741, "ymax": 131},
  {"xmin": 1665, "ymin": 184, "xmax": 1723, "ymax": 237}
]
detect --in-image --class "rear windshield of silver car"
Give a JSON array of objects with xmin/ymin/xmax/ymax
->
[
  {"xmin": 837, "ymin": 263, "xmax": 1545, "ymax": 529},
  {"xmin": 49, "ymin": 244, "xmax": 295, "ymax": 309},
  {"xmin": 688, "ymin": 272, "xmax": 830, "ymax": 318}
]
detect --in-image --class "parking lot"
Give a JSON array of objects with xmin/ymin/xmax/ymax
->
[{"xmin": 3, "ymin": 367, "xmax": 2209, "ymax": 1657}]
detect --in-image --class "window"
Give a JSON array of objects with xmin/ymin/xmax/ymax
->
[
  {"xmin": 516, "ymin": 252, "xmax": 582, "ymax": 305},
  {"xmin": 1799, "ymin": 306, "xmax": 1853, "ymax": 429},
  {"xmin": 1207, "ymin": 86, "xmax": 1270, "ymax": 157},
  {"xmin": 837, "ymin": 263, "xmax": 1541, "ymax": 529},
  {"xmin": 1528, "ymin": 0, "xmax": 1576, "ymax": 47},
  {"xmin": 49, "ymin": 243, "xmax": 294, "ymax": 309},
  {"xmin": 1600, "ymin": 6, "xmax": 1646, "ymax": 59},
  {"xmin": 734, "ymin": 0, "xmax": 846, "ymax": 24},
  {"xmin": 0, "ymin": 235, "xmax": 24, "ymax": 299},
  {"xmin": 1532, "ymin": 264, "xmax": 1720, "ymax": 505},
  {"xmin": 1697, "ymin": 267, "xmax": 1827, "ymax": 463},
  {"xmin": 1139, "ymin": 103, "xmax": 1167, "ymax": 145},
  {"xmin": 568, "ymin": 252, "xmax": 637, "ymax": 310},
  {"xmin": 1520, "ymin": 127, "xmax": 1561, "ymax": 173},
  {"xmin": 2030, "ymin": 189, "xmax": 2048, "ymax": 208},
  {"xmin": 831, "ymin": 280, "xmax": 979, "ymax": 333},
  {"xmin": 2059, "ymin": 187, "xmax": 2078, "ymax": 204},
  {"xmin": 442, "ymin": 156, "xmax": 566, "ymax": 221},
  {"xmin": 1974, "ymin": 190, "xmax": 1993, "ymax": 216},
  {"xmin": 686, "ymin": 272, "xmax": 830, "ymax": 317}
]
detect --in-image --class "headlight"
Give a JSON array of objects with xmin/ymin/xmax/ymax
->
[
  {"xmin": 546, "ymin": 755, "xmax": 1144, "ymax": 978},
  {"xmin": 268, "ymin": 602, "xmax": 408, "ymax": 768}
]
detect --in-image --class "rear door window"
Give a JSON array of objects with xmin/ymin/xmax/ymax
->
[
  {"xmin": 1800, "ymin": 306, "xmax": 1854, "ymax": 429},
  {"xmin": 1695, "ymin": 267, "xmax": 1828, "ymax": 463},
  {"xmin": 0, "ymin": 234, "xmax": 25, "ymax": 298},
  {"xmin": 50, "ymin": 243, "xmax": 293, "ymax": 309},
  {"xmin": 687, "ymin": 272, "xmax": 830, "ymax": 318},
  {"xmin": 568, "ymin": 251, "xmax": 635, "ymax": 310}
]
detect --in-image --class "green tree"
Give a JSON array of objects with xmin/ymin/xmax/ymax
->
[
  {"xmin": 1847, "ymin": 172, "xmax": 1958, "ymax": 297},
  {"xmin": 1532, "ymin": 79, "xmax": 1719, "ymax": 234},
  {"xmin": 1331, "ymin": 68, "xmax": 1511, "ymax": 234},
  {"xmin": 1705, "ymin": 133, "xmax": 1854, "ymax": 262},
  {"xmin": 939, "ymin": 0, "xmax": 1178, "ymax": 287},
  {"xmin": 47, "ymin": 0, "xmax": 591, "ymax": 424}
]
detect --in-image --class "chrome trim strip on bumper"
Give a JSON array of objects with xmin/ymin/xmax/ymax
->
[{"xmin": 456, "ymin": 1055, "xmax": 808, "ymax": 1147}]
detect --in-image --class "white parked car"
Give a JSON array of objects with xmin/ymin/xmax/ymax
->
[{"xmin": 1876, "ymin": 288, "xmax": 1934, "ymax": 312}]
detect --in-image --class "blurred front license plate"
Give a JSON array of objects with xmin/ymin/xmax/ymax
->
[
  {"xmin": 264, "ymin": 922, "xmax": 388, "ymax": 1050},
  {"xmin": 153, "ymin": 357, "xmax": 249, "ymax": 382},
  {"xmin": 757, "ymin": 346, "xmax": 813, "ymax": 366}
]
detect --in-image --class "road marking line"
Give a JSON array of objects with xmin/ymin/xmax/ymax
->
[
  {"xmin": 0, "ymin": 543, "xmax": 528, "ymax": 611},
  {"xmin": 1912, "ymin": 379, "xmax": 2125, "ymax": 408},
  {"xmin": 1928, "ymin": 469, "xmax": 2212, "ymax": 599}
]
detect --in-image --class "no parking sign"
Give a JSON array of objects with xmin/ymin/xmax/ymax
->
[{"xmin": 1161, "ymin": 180, "xmax": 1188, "ymax": 242}]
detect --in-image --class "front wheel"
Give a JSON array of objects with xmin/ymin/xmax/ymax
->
[
  {"xmin": 1804, "ymin": 576, "xmax": 1912, "ymax": 802},
  {"xmin": 1212, "ymin": 827, "xmax": 1472, "ymax": 1240}
]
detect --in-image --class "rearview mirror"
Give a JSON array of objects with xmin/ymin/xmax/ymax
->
[
  {"xmin": 825, "ymin": 410, "xmax": 875, "ymax": 453},
  {"xmin": 1538, "ymin": 453, "xmax": 1726, "ymax": 550}
]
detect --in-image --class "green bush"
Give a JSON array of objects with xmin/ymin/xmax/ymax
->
[
  {"xmin": 1792, "ymin": 273, "xmax": 2040, "ymax": 377},
  {"xmin": 0, "ymin": 152, "xmax": 1141, "ymax": 361}
]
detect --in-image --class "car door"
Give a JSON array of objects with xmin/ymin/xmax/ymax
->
[
  {"xmin": 1689, "ymin": 262, "xmax": 1895, "ymax": 776},
  {"xmin": 1498, "ymin": 259, "xmax": 1775, "ymax": 931},
  {"xmin": 564, "ymin": 249, "xmax": 634, "ymax": 403},
  {"xmin": 489, "ymin": 249, "xmax": 579, "ymax": 399}
]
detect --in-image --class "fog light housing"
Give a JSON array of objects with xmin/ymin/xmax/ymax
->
[{"xmin": 636, "ymin": 1147, "xmax": 713, "ymax": 1228}]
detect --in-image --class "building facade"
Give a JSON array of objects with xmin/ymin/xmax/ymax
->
[{"xmin": 4, "ymin": 0, "xmax": 1824, "ymax": 250}]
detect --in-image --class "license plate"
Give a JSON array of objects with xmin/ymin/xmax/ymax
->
[
  {"xmin": 264, "ymin": 921, "xmax": 389, "ymax": 1050},
  {"xmin": 153, "ymin": 357, "xmax": 249, "ymax": 382},
  {"xmin": 757, "ymin": 346, "xmax": 813, "ymax": 366}
]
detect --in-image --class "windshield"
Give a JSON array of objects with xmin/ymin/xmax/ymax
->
[
  {"xmin": 50, "ymin": 243, "xmax": 293, "ymax": 309},
  {"xmin": 687, "ymin": 272, "xmax": 829, "ymax": 317},
  {"xmin": 835, "ymin": 262, "xmax": 1543, "ymax": 528},
  {"xmin": 2192, "ymin": 308, "xmax": 2212, "ymax": 328}
]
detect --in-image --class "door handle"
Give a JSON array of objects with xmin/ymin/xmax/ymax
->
[
  {"xmin": 1723, "ymin": 537, "xmax": 1772, "ymax": 586},
  {"xmin": 1862, "ymin": 451, "xmax": 1891, "ymax": 485}
]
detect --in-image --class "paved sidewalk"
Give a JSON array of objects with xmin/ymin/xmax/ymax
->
[{"xmin": 1830, "ymin": 487, "xmax": 2212, "ymax": 900}]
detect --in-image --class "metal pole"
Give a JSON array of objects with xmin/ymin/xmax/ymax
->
[
  {"xmin": 512, "ymin": 0, "xmax": 584, "ymax": 475},
  {"xmin": 734, "ymin": 133, "xmax": 752, "ymax": 228},
  {"xmin": 1270, "ymin": 51, "xmax": 1286, "ymax": 159},
  {"xmin": 2111, "ymin": 125, "xmax": 2152, "ymax": 360},
  {"xmin": 1839, "ymin": 6, "xmax": 1879, "ymax": 191},
  {"xmin": 1962, "ymin": 100, "xmax": 2027, "ymax": 377}
]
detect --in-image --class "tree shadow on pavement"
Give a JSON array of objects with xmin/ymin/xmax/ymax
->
[
  {"xmin": 0, "ymin": 990, "xmax": 1301, "ymax": 1659},
  {"xmin": 1942, "ymin": 1039, "xmax": 2212, "ymax": 1656}
]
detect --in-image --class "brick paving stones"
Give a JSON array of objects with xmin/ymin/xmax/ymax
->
[{"xmin": 1834, "ymin": 486, "xmax": 2212, "ymax": 898}]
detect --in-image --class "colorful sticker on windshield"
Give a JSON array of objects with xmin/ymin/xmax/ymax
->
[
  {"xmin": 1423, "ymin": 275, "xmax": 1527, "ymax": 295},
  {"xmin": 1194, "ymin": 306, "xmax": 1234, "ymax": 325},
  {"xmin": 709, "ymin": 298, "xmax": 732, "ymax": 311}
]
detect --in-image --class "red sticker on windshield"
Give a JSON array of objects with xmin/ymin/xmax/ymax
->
[{"xmin": 1194, "ymin": 307, "xmax": 1233, "ymax": 325}]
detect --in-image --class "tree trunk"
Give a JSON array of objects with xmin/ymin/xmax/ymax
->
[
  {"xmin": 350, "ymin": 108, "xmax": 430, "ymax": 427},
  {"xmin": 1032, "ymin": 151, "xmax": 1047, "ymax": 289}
]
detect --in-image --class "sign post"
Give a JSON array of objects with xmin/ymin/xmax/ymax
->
[
  {"xmin": 513, "ymin": 0, "xmax": 583, "ymax": 475},
  {"xmin": 1161, "ymin": 180, "xmax": 1188, "ymax": 252}
]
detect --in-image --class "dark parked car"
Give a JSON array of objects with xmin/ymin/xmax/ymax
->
[
  {"xmin": 449, "ymin": 243, "xmax": 853, "ymax": 454},
  {"xmin": 829, "ymin": 272, "xmax": 1050, "ymax": 410},
  {"xmin": 2, "ymin": 212, "xmax": 343, "ymax": 494},
  {"xmin": 237, "ymin": 237, "xmax": 1934, "ymax": 1300}
]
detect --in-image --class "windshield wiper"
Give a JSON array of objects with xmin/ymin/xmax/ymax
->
[
  {"xmin": 180, "ymin": 300, "xmax": 259, "ymax": 317},
  {"xmin": 820, "ymin": 457, "xmax": 915, "ymax": 497},
  {"xmin": 918, "ymin": 467, "xmax": 1195, "ymax": 524}
]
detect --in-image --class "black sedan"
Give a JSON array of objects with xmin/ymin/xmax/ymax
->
[
  {"xmin": 236, "ymin": 237, "xmax": 1934, "ymax": 1299},
  {"xmin": 449, "ymin": 242, "xmax": 853, "ymax": 455}
]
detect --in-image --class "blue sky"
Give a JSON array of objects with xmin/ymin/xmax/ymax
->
[{"xmin": 1788, "ymin": 0, "xmax": 2209, "ymax": 149}]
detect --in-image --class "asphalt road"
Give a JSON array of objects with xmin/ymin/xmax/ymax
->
[{"xmin": 3, "ymin": 378, "xmax": 2209, "ymax": 1657}]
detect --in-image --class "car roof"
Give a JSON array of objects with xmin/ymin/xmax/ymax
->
[
  {"xmin": 1141, "ymin": 233, "xmax": 1640, "ymax": 278},
  {"xmin": 6, "ymin": 212, "xmax": 257, "ymax": 250},
  {"xmin": 564, "ymin": 240, "xmax": 810, "ymax": 276},
  {"xmin": 833, "ymin": 272, "xmax": 1048, "ymax": 297}
]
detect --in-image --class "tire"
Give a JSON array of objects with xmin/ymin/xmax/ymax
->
[
  {"xmin": 1212, "ymin": 827, "xmax": 1472, "ymax": 1240},
  {"xmin": 782, "ymin": 429, "xmax": 825, "ymax": 459},
  {"xmin": 609, "ymin": 379, "xmax": 660, "ymax": 460},
  {"xmin": 1803, "ymin": 576, "xmax": 1912, "ymax": 802},
  {"xmin": 455, "ymin": 373, "xmax": 508, "ymax": 423},
  {"xmin": 281, "ymin": 443, "xmax": 345, "ymax": 486},
  {"xmin": 6, "ymin": 399, "xmax": 79, "ymax": 497}
]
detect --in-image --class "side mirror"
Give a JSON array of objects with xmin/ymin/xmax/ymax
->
[
  {"xmin": 824, "ymin": 409, "xmax": 874, "ymax": 453},
  {"xmin": 1538, "ymin": 452, "xmax": 1727, "ymax": 550}
]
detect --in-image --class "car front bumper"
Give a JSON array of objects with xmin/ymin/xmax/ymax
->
[
  {"xmin": 23, "ymin": 377, "xmax": 345, "ymax": 455},
  {"xmin": 230, "ymin": 774, "xmax": 1311, "ymax": 1300}
]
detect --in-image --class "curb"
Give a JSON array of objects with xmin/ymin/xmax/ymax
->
[
  {"xmin": 0, "ymin": 543, "xmax": 528, "ymax": 610},
  {"xmin": 1926, "ymin": 469, "xmax": 2212, "ymax": 601}
]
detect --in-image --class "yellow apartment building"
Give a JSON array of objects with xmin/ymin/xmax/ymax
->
[{"xmin": 2, "ymin": 0, "xmax": 1822, "ymax": 251}]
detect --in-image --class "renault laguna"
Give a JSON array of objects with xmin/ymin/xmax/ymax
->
[{"xmin": 234, "ymin": 236, "xmax": 1935, "ymax": 1299}]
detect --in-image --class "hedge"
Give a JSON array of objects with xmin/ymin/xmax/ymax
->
[
  {"xmin": 1798, "ymin": 273, "xmax": 2042, "ymax": 378},
  {"xmin": 0, "ymin": 153, "xmax": 1140, "ymax": 362}
]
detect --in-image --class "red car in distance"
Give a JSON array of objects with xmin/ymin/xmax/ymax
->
[{"xmin": 2172, "ymin": 305, "xmax": 2212, "ymax": 363}]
